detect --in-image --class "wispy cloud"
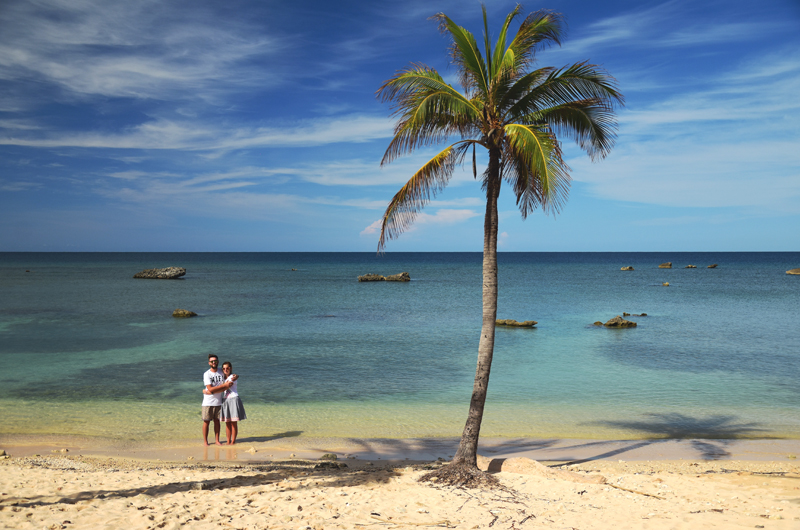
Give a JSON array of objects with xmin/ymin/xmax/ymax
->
[
  {"xmin": 0, "ymin": 0, "xmax": 281, "ymax": 103},
  {"xmin": 0, "ymin": 115, "xmax": 394, "ymax": 150}
]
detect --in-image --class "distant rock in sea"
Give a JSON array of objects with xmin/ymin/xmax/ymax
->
[
  {"xmin": 787, "ymin": 269, "xmax": 800, "ymax": 275},
  {"xmin": 659, "ymin": 262, "xmax": 672, "ymax": 268},
  {"xmin": 685, "ymin": 265, "xmax": 697, "ymax": 268},
  {"xmin": 662, "ymin": 282, "xmax": 669, "ymax": 286},
  {"xmin": 603, "ymin": 315, "xmax": 637, "ymax": 328},
  {"xmin": 708, "ymin": 264, "xmax": 718, "ymax": 268},
  {"xmin": 620, "ymin": 266, "xmax": 634, "ymax": 271},
  {"xmin": 358, "ymin": 272, "xmax": 410, "ymax": 282},
  {"xmin": 134, "ymin": 267, "xmax": 186, "ymax": 279},
  {"xmin": 172, "ymin": 309, "xmax": 197, "ymax": 318},
  {"xmin": 496, "ymin": 319, "xmax": 537, "ymax": 327}
]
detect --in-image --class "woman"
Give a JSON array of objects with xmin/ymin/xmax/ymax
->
[{"xmin": 204, "ymin": 361, "xmax": 246, "ymax": 444}]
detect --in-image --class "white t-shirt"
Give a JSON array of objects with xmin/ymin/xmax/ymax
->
[
  {"xmin": 223, "ymin": 375, "xmax": 238, "ymax": 400},
  {"xmin": 202, "ymin": 369, "xmax": 225, "ymax": 406}
]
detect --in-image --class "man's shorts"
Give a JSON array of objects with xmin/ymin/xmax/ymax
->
[{"xmin": 202, "ymin": 405, "xmax": 221, "ymax": 422}]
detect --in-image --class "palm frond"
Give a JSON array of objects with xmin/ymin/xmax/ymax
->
[
  {"xmin": 507, "ymin": 61, "xmax": 624, "ymax": 119},
  {"xmin": 378, "ymin": 142, "xmax": 473, "ymax": 251},
  {"xmin": 504, "ymin": 123, "xmax": 571, "ymax": 217},
  {"xmin": 378, "ymin": 65, "xmax": 481, "ymax": 164},
  {"xmin": 432, "ymin": 13, "xmax": 490, "ymax": 96},
  {"xmin": 490, "ymin": 5, "xmax": 523, "ymax": 79},
  {"xmin": 506, "ymin": 10, "xmax": 563, "ymax": 73},
  {"xmin": 528, "ymin": 99, "xmax": 618, "ymax": 160}
]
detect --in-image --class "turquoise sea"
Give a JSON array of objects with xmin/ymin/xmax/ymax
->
[{"xmin": 1, "ymin": 252, "xmax": 799, "ymax": 443}]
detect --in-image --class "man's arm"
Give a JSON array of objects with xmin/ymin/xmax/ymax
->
[{"xmin": 206, "ymin": 380, "xmax": 233, "ymax": 393}]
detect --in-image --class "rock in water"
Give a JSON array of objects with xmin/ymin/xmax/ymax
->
[
  {"xmin": 620, "ymin": 266, "xmax": 634, "ymax": 271},
  {"xmin": 685, "ymin": 264, "xmax": 697, "ymax": 268},
  {"xmin": 787, "ymin": 269, "xmax": 800, "ymax": 275},
  {"xmin": 134, "ymin": 267, "xmax": 186, "ymax": 279},
  {"xmin": 358, "ymin": 272, "xmax": 411, "ymax": 282},
  {"xmin": 658, "ymin": 262, "xmax": 672, "ymax": 268},
  {"xmin": 662, "ymin": 282, "xmax": 669, "ymax": 286},
  {"xmin": 603, "ymin": 315, "xmax": 637, "ymax": 328},
  {"xmin": 172, "ymin": 309, "xmax": 197, "ymax": 318},
  {"xmin": 358, "ymin": 273, "xmax": 385, "ymax": 281},
  {"xmin": 708, "ymin": 264, "xmax": 718, "ymax": 268},
  {"xmin": 496, "ymin": 319, "xmax": 537, "ymax": 327}
]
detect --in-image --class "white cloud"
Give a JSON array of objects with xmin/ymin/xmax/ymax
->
[
  {"xmin": 415, "ymin": 209, "xmax": 480, "ymax": 225},
  {"xmin": 0, "ymin": 115, "xmax": 394, "ymax": 151},
  {"xmin": 0, "ymin": 0, "xmax": 281, "ymax": 103},
  {"xmin": 360, "ymin": 219, "xmax": 382, "ymax": 236}
]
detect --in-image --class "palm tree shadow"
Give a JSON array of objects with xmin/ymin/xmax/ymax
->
[
  {"xmin": 236, "ymin": 430, "xmax": 303, "ymax": 443},
  {"xmin": 560, "ymin": 412, "xmax": 777, "ymax": 463},
  {"xmin": 597, "ymin": 412, "xmax": 769, "ymax": 439}
]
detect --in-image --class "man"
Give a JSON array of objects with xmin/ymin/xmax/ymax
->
[{"xmin": 202, "ymin": 354, "xmax": 237, "ymax": 446}]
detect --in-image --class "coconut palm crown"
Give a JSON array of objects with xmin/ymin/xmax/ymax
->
[{"xmin": 377, "ymin": 5, "xmax": 623, "ymax": 478}]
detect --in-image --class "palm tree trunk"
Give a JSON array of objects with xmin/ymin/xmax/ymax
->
[{"xmin": 452, "ymin": 148, "xmax": 501, "ymax": 468}]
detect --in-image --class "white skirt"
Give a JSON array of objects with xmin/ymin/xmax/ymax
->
[{"xmin": 221, "ymin": 396, "xmax": 246, "ymax": 422}]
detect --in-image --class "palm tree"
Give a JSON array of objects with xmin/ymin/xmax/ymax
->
[{"xmin": 377, "ymin": 6, "xmax": 623, "ymax": 480}]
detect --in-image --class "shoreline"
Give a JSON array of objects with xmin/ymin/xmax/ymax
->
[{"xmin": 3, "ymin": 433, "xmax": 799, "ymax": 464}]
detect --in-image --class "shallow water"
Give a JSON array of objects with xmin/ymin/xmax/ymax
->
[{"xmin": 2, "ymin": 252, "xmax": 799, "ymax": 442}]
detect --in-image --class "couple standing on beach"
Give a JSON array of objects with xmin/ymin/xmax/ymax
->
[{"xmin": 201, "ymin": 354, "xmax": 247, "ymax": 446}]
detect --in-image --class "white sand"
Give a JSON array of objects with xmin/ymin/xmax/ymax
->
[{"xmin": 2, "ymin": 437, "xmax": 800, "ymax": 529}]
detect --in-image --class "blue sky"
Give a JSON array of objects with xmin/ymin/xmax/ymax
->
[{"xmin": 1, "ymin": 0, "xmax": 798, "ymax": 251}]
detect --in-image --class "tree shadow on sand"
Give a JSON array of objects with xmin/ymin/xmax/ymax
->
[
  {"xmin": 556, "ymin": 412, "xmax": 775, "ymax": 464},
  {"xmin": 3, "ymin": 457, "xmax": 403, "ymax": 509},
  {"xmin": 236, "ymin": 430, "xmax": 303, "ymax": 443}
]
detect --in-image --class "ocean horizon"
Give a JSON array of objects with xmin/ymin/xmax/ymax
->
[{"xmin": 2, "ymin": 251, "xmax": 799, "ymax": 443}]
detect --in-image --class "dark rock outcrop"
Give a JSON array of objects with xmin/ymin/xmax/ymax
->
[
  {"xmin": 358, "ymin": 272, "xmax": 410, "ymax": 282},
  {"xmin": 621, "ymin": 266, "xmax": 634, "ymax": 271},
  {"xmin": 658, "ymin": 262, "xmax": 672, "ymax": 269},
  {"xmin": 622, "ymin": 312, "xmax": 630, "ymax": 316},
  {"xmin": 172, "ymin": 309, "xmax": 197, "ymax": 318},
  {"xmin": 603, "ymin": 315, "xmax": 637, "ymax": 328},
  {"xmin": 358, "ymin": 273, "xmax": 385, "ymax": 281},
  {"xmin": 496, "ymin": 319, "xmax": 537, "ymax": 327},
  {"xmin": 708, "ymin": 264, "xmax": 718, "ymax": 268},
  {"xmin": 787, "ymin": 269, "xmax": 800, "ymax": 275},
  {"xmin": 134, "ymin": 267, "xmax": 186, "ymax": 279},
  {"xmin": 593, "ymin": 321, "xmax": 603, "ymax": 326}
]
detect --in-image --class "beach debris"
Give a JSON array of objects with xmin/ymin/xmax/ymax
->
[
  {"xmin": 172, "ymin": 308, "xmax": 197, "ymax": 318},
  {"xmin": 621, "ymin": 266, "xmax": 634, "ymax": 271},
  {"xmin": 603, "ymin": 316, "xmax": 637, "ymax": 328},
  {"xmin": 685, "ymin": 264, "xmax": 697, "ymax": 268},
  {"xmin": 496, "ymin": 319, "xmax": 537, "ymax": 327},
  {"xmin": 786, "ymin": 269, "xmax": 800, "ymax": 275},
  {"xmin": 247, "ymin": 447, "xmax": 257, "ymax": 454},
  {"xmin": 314, "ymin": 461, "xmax": 348, "ymax": 470},
  {"xmin": 191, "ymin": 482, "xmax": 206, "ymax": 490},
  {"xmin": 476, "ymin": 455, "xmax": 606, "ymax": 484},
  {"xmin": 50, "ymin": 449, "xmax": 69, "ymax": 453},
  {"xmin": 708, "ymin": 264, "xmax": 718, "ymax": 268},
  {"xmin": 658, "ymin": 262, "xmax": 672, "ymax": 268},
  {"xmin": 662, "ymin": 282, "xmax": 669, "ymax": 286},
  {"xmin": 187, "ymin": 456, "xmax": 194, "ymax": 460},
  {"xmin": 319, "ymin": 453, "xmax": 338, "ymax": 461},
  {"xmin": 133, "ymin": 267, "xmax": 186, "ymax": 279},
  {"xmin": 357, "ymin": 272, "xmax": 411, "ymax": 282}
]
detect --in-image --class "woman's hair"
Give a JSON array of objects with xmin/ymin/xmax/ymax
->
[{"xmin": 222, "ymin": 361, "xmax": 232, "ymax": 371}]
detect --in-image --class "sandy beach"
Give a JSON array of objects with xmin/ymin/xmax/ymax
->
[{"xmin": 2, "ymin": 436, "xmax": 799, "ymax": 529}]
